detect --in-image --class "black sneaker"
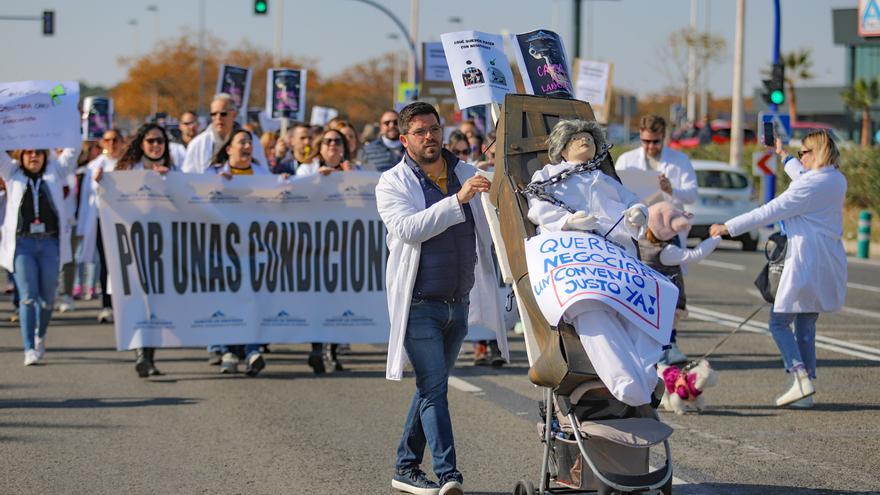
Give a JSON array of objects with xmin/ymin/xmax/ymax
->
[
  {"xmin": 391, "ymin": 469, "xmax": 439, "ymax": 495},
  {"xmin": 439, "ymin": 473, "xmax": 464, "ymax": 495},
  {"xmin": 307, "ymin": 350, "xmax": 325, "ymax": 374}
]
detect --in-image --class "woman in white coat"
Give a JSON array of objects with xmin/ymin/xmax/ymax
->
[
  {"xmin": 77, "ymin": 128, "xmax": 126, "ymax": 324},
  {"xmin": 0, "ymin": 147, "xmax": 77, "ymax": 365},
  {"xmin": 711, "ymin": 131, "xmax": 847, "ymax": 408},
  {"xmin": 526, "ymin": 119, "xmax": 659, "ymax": 407}
]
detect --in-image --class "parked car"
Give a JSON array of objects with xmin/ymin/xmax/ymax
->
[
  {"xmin": 685, "ymin": 160, "xmax": 760, "ymax": 251},
  {"xmin": 669, "ymin": 121, "xmax": 757, "ymax": 150}
]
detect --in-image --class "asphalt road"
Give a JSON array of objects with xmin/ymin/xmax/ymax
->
[{"xmin": 1, "ymin": 243, "xmax": 879, "ymax": 494}]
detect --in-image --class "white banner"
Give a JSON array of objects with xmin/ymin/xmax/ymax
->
[
  {"xmin": 0, "ymin": 80, "xmax": 80, "ymax": 151},
  {"xmin": 440, "ymin": 30, "xmax": 515, "ymax": 109},
  {"xmin": 525, "ymin": 231, "xmax": 677, "ymax": 344}
]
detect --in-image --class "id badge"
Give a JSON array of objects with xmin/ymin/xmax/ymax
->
[{"xmin": 29, "ymin": 222, "xmax": 46, "ymax": 234}]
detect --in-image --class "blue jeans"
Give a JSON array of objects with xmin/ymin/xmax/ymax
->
[
  {"xmin": 12, "ymin": 236, "xmax": 60, "ymax": 351},
  {"xmin": 396, "ymin": 298, "xmax": 469, "ymax": 482},
  {"xmin": 768, "ymin": 310, "xmax": 819, "ymax": 378}
]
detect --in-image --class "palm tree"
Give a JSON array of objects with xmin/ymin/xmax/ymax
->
[
  {"xmin": 841, "ymin": 78, "xmax": 880, "ymax": 148},
  {"xmin": 780, "ymin": 49, "xmax": 814, "ymax": 123}
]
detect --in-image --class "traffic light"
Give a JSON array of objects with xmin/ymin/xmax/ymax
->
[
  {"xmin": 254, "ymin": 0, "xmax": 268, "ymax": 15},
  {"xmin": 42, "ymin": 10, "xmax": 54, "ymax": 36},
  {"xmin": 762, "ymin": 62, "xmax": 785, "ymax": 106}
]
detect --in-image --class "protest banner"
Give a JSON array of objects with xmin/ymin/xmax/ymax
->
[
  {"xmin": 0, "ymin": 80, "xmax": 80, "ymax": 151},
  {"xmin": 510, "ymin": 29, "xmax": 573, "ymax": 99},
  {"xmin": 525, "ymin": 231, "xmax": 677, "ymax": 344},
  {"xmin": 97, "ymin": 171, "xmax": 499, "ymax": 350},
  {"xmin": 266, "ymin": 68, "xmax": 307, "ymax": 121},
  {"xmin": 309, "ymin": 105, "xmax": 338, "ymax": 127},
  {"xmin": 421, "ymin": 42, "xmax": 457, "ymax": 105},
  {"xmin": 573, "ymin": 59, "xmax": 613, "ymax": 123},
  {"xmin": 440, "ymin": 30, "xmax": 516, "ymax": 109},
  {"xmin": 82, "ymin": 96, "xmax": 113, "ymax": 140},
  {"xmin": 216, "ymin": 64, "xmax": 252, "ymax": 116}
]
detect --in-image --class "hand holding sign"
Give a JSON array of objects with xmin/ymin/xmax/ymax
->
[{"xmin": 457, "ymin": 175, "xmax": 490, "ymax": 204}]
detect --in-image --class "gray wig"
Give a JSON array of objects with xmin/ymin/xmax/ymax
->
[{"xmin": 546, "ymin": 119, "xmax": 607, "ymax": 164}]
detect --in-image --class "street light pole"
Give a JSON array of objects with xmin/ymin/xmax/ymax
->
[
  {"xmin": 146, "ymin": 4, "xmax": 159, "ymax": 43},
  {"xmin": 730, "ymin": 0, "xmax": 745, "ymax": 169},
  {"xmin": 197, "ymin": 0, "xmax": 206, "ymax": 114},
  {"xmin": 348, "ymin": 0, "xmax": 420, "ymax": 99}
]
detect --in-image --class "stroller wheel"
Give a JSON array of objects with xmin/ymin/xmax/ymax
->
[
  {"xmin": 661, "ymin": 476, "xmax": 674, "ymax": 495},
  {"xmin": 512, "ymin": 479, "xmax": 535, "ymax": 495}
]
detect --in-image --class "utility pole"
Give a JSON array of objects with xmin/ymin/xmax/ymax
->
[
  {"xmin": 699, "ymin": 0, "xmax": 710, "ymax": 121},
  {"xmin": 408, "ymin": 0, "xmax": 419, "ymax": 98},
  {"xmin": 197, "ymin": 0, "xmax": 206, "ymax": 114},
  {"xmin": 686, "ymin": 0, "xmax": 697, "ymax": 123},
  {"xmin": 730, "ymin": 0, "xmax": 745, "ymax": 169}
]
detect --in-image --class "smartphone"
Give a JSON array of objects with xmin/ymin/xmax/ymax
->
[{"xmin": 763, "ymin": 121, "xmax": 775, "ymax": 146}]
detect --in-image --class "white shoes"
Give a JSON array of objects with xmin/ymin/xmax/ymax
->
[
  {"xmin": 24, "ymin": 349, "xmax": 40, "ymax": 366},
  {"xmin": 57, "ymin": 295, "xmax": 76, "ymax": 313},
  {"xmin": 789, "ymin": 395, "xmax": 815, "ymax": 409},
  {"xmin": 97, "ymin": 307, "xmax": 113, "ymax": 324},
  {"xmin": 439, "ymin": 480, "xmax": 463, "ymax": 495},
  {"xmin": 34, "ymin": 335, "xmax": 45, "ymax": 360},
  {"xmin": 220, "ymin": 352, "xmax": 239, "ymax": 374},
  {"xmin": 775, "ymin": 368, "xmax": 815, "ymax": 407}
]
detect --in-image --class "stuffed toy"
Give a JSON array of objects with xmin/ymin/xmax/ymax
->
[{"xmin": 657, "ymin": 359, "xmax": 717, "ymax": 415}]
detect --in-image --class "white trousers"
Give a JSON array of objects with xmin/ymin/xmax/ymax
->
[{"xmin": 572, "ymin": 307, "xmax": 663, "ymax": 406}]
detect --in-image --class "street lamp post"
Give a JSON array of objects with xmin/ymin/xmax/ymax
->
[
  {"xmin": 146, "ymin": 4, "xmax": 159, "ymax": 43},
  {"xmin": 348, "ymin": 0, "xmax": 420, "ymax": 99}
]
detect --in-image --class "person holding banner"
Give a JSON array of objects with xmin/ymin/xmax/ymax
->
[
  {"xmin": 296, "ymin": 128, "xmax": 358, "ymax": 177},
  {"xmin": 377, "ymin": 102, "xmax": 507, "ymax": 495},
  {"xmin": 710, "ymin": 133, "xmax": 847, "ymax": 408},
  {"xmin": 527, "ymin": 119, "xmax": 660, "ymax": 407},
  {"xmin": 78, "ymin": 129, "xmax": 126, "ymax": 325},
  {"xmin": 0, "ymin": 147, "xmax": 77, "ymax": 366},
  {"xmin": 181, "ymin": 94, "xmax": 267, "ymax": 174}
]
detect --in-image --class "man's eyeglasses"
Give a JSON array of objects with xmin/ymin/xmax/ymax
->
[
  {"xmin": 381, "ymin": 120, "xmax": 398, "ymax": 126},
  {"xmin": 407, "ymin": 125, "xmax": 442, "ymax": 139},
  {"xmin": 797, "ymin": 149, "xmax": 812, "ymax": 160},
  {"xmin": 641, "ymin": 139, "xmax": 662, "ymax": 145},
  {"xmin": 322, "ymin": 137, "xmax": 343, "ymax": 146},
  {"xmin": 210, "ymin": 111, "xmax": 230, "ymax": 118},
  {"xmin": 144, "ymin": 137, "xmax": 165, "ymax": 145}
]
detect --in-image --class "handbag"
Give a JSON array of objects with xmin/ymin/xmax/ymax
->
[{"xmin": 754, "ymin": 231, "xmax": 787, "ymax": 303}]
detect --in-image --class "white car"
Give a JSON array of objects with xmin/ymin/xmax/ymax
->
[{"xmin": 684, "ymin": 160, "xmax": 760, "ymax": 251}]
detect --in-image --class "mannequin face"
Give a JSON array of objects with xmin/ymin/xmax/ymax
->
[{"xmin": 561, "ymin": 132, "xmax": 596, "ymax": 163}]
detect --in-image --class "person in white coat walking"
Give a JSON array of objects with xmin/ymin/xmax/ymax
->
[
  {"xmin": 711, "ymin": 131, "xmax": 847, "ymax": 408},
  {"xmin": 0, "ymin": 147, "xmax": 77, "ymax": 365},
  {"xmin": 180, "ymin": 93, "xmax": 267, "ymax": 175},
  {"xmin": 376, "ymin": 102, "xmax": 507, "ymax": 495}
]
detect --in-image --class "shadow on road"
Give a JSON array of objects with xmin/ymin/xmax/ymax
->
[
  {"xmin": 0, "ymin": 397, "xmax": 199, "ymax": 409},
  {"xmin": 676, "ymin": 482, "xmax": 880, "ymax": 494}
]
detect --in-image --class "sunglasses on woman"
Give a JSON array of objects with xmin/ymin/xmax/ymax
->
[
  {"xmin": 322, "ymin": 137, "xmax": 343, "ymax": 146},
  {"xmin": 144, "ymin": 137, "xmax": 165, "ymax": 145}
]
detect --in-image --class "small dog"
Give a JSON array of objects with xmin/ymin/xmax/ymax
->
[{"xmin": 657, "ymin": 359, "xmax": 717, "ymax": 415}]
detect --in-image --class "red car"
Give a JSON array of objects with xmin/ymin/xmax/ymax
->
[{"xmin": 669, "ymin": 121, "xmax": 757, "ymax": 150}]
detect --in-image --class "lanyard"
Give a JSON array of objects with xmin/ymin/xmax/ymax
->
[{"xmin": 27, "ymin": 177, "xmax": 43, "ymax": 222}]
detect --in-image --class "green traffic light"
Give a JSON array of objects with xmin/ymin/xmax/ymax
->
[
  {"xmin": 255, "ymin": 1, "xmax": 267, "ymax": 13},
  {"xmin": 770, "ymin": 90, "xmax": 784, "ymax": 105}
]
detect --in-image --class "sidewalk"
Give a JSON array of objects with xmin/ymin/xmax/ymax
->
[{"xmin": 844, "ymin": 240, "xmax": 880, "ymax": 266}]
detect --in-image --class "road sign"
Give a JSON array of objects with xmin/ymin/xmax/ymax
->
[
  {"xmin": 859, "ymin": 0, "xmax": 880, "ymax": 37},
  {"xmin": 752, "ymin": 151, "xmax": 777, "ymax": 176},
  {"xmin": 758, "ymin": 112, "xmax": 791, "ymax": 144}
]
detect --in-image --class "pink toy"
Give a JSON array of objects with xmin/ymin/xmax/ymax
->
[{"xmin": 657, "ymin": 360, "xmax": 717, "ymax": 415}]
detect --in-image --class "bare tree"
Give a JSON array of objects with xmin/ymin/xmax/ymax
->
[{"xmin": 655, "ymin": 27, "xmax": 727, "ymax": 119}]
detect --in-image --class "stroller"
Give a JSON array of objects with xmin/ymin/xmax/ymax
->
[{"xmin": 483, "ymin": 95, "xmax": 674, "ymax": 494}]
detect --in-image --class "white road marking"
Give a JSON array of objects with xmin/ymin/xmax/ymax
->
[
  {"xmin": 840, "ymin": 305, "xmax": 880, "ymax": 320},
  {"xmin": 848, "ymin": 282, "xmax": 880, "ymax": 293},
  {"xmin": 448, "ymin": 376, "xmax": 482, "ymax": 393},
  {"xmin": 688, "ymin": 305, "xmax": 880, "ymax": 361},
  {"xmin": 699, "ymin": 259, "xmax": 746, "ymax": 271}
]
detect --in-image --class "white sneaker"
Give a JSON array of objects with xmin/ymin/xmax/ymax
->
[
  {"xmin": 57, "ymin": 295, "xmax": 76, "ymax": 313},
  {"xmin": 220, "ymin": 352, "xmax": 239, "ymax": 374},
  {"xmin": 97, "ymin": 307, "xmax": 113, "ymax": 324},
  {"xmin": 34, "ymin": 335, "xmax": 45, "ymax": 360},
  {"xmin": 24, "ymin": 349, "xmax": 39, "ymax": 366},
  {"xmin": 775, "ymin": 368, "xmax": 815, "ymax": 407},
  {"xmin": 439, "ymin": 480, "xmax": 463, "ymax": 495},
  {"xmin": 245, "ymin": 351, "xmax": 266, "ymax": 376}
]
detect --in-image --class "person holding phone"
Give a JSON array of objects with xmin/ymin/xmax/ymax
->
[{"xmin": 710, "ymin": 131, "xmax": 847, "ymax": 408}]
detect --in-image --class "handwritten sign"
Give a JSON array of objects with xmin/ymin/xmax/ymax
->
[
  {"xmin": 525, "ymin": 231, "xmax": 677, "ymax": 343},
  {"xmin": 0, "ymin": 80, "xmax": 80, "ymax": 151}
]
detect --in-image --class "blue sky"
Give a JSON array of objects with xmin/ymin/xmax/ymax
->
[{"xmin": 0, "ymin": 0, "xmax": 857, "ymax": 97}]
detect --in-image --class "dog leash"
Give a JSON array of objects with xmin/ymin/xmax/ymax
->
[{"xmin": 682, "ymin": 303, "xmax": 768, "ymax": 372}]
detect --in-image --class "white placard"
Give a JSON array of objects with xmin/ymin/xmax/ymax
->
[
  {"xmin": 309, "ymin": 105, "xmax": 339, "ymax": 126},
  {"xmin": 617, "ymin": 168, "xmax": 663, "ymax": 204},
  {"xmin": 525, "ymin": 231, "xmax": 677, "ymax": 344},
  {"xmin": 423, "ymin": 41, "xmax": 452, "ymax": 82},
  {"xmin": 440, "ymin": 30, "xmax": 516, "ymax": 109},
  {"xmin": 574, "ymin": 59, "xmax": 611, "ymax": 104},
  {"xmin": 0, "ymin": 80, "xmax": 80, "ymax": 151}
]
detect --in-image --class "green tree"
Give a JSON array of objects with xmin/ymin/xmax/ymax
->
[
  {"xmin": 779, "ymin": 48, "xmax": 814, "ymax": 123},
  {"xmin": 841, "ymin": 78, "xmax": 879, "ymax": 148}
]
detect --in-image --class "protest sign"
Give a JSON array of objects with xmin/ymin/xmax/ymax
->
[
  {"xmin": 510, "ymin": 29, "xmax": 573, "ymax": 99},
  {"xmin": 525, "ymin": 231, "xmax": 676, "ymax": 343},
  {"xmin": 266, "ymin": 68, "xmax": 306, "ymax": 121},
  {"xmin": 97, "ymin": 171, "xmax": 499, "ymax": 350},
  {"xmin": 440, "ymin": 30, "xmax": 516, "ymax": 109},
  {"xmin": 309, "ymin": 105, "xmax": 338, "ymax": 126},
  {"xmin": 616, "ymin": 168, "xmax": 663, "ymax": 204},
  {"xmin": 423, "ymin": 41, "xmax": 453, "ymax": 83},
  {"xmin": 574, "ymin": 59, "xmax": 613, "ymax": 123},
  {"xmin": 0, "ymin": 80, "xmax": 80, "ymax": 151},
  {"xmin": 82, "ymin": 96, "xmax": 113, "ymax": 141},
  {"xmin": 216, "ymin": 64, "xmax": 252, "ymax": 115}
]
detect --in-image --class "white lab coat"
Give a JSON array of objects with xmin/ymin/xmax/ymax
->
[
  {"xmin": 0, "ymin": 149, "xmax": 77, "ymax": 272},
  {"xmin": 527, "ymin": 161, "xmax": 660, "ymax": 406},
  {"xmin": 615, "ymin": 146, "xmax": 698, "ymax": 210},
  {"xmin": 169, "ymin": 142, "xmax": 187, "ymax": 168},
  {"xmin": 376, "ymin": 157, "xmax": 508, "ymax": 381},
  {"xmin": 527, "ymin": 161, "xmax": 644, "ymax": 257},
  {"xmin": 180, "ymin": 128, "xmax": 267, "ymax": 174},
  {"xmin": 726, "ymin": 159, "xmax": 847, "ymax": 313},
  {"xmin": 76, "ymin": 155, "xmax": 118, "ymax": 264}
]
